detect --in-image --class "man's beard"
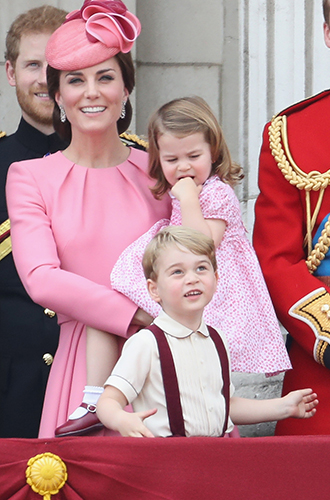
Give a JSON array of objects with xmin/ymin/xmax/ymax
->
[{"xmin": 16, "ymin": 85, "xmax": 54, "ymax": 127}]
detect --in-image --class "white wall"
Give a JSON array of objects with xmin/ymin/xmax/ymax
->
[{"xmin": 238, "ymin": 0, "xmax": 330, "ymax": 235}]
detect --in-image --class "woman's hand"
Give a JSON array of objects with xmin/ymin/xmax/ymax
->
[{"xmin": 131, "ymin": 308, "xmax": 153, "ymax": 327}]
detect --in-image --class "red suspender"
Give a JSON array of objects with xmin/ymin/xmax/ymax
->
[
  {"xmin": 147, "ymin": 324, "xmax": 186, "ymax": 436},
  {"xmin": 208, "ymin": 325, "xmax": 230, "ymax": 437},
  {"xmin": 147, "ymin": 324, "xmax": 230, "ymax": 437}
]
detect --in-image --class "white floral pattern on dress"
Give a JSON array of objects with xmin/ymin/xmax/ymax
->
[{"xmin": 111, "ymin": 176, "xmax": 292, "ymax": 375}]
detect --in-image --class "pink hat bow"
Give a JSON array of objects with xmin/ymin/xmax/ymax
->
[
  {"xmin": 46, "ymin": 0, "xmax": 141, "ymax": 70},
  {"xmin": 66, "ymin": 0, "xmax": 141, "ymax": 53}
]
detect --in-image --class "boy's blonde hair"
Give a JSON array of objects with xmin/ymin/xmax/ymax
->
[
  {"xmin": 142, "ymin": 226, "xmax": 217, "ymax": 282},
  {"xmin": 148, "ymin": 96, "xmax": 243, "ymax": 199}
]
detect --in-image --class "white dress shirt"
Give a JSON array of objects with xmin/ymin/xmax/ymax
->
[{"xmin": 105, "ymin": 311, "xmax": 235, "ymax": 437}]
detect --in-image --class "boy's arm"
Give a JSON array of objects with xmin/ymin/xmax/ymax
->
[
  {"xmin": 230, "ymin": 389, "xmax": 318, "ymax": 425},
  {"xmin": 97, "ymin": 385, "xmax": 157, "ymax": 437}
]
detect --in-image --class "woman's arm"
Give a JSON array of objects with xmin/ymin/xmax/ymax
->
[
  {"xmin": 6, "ymin": 160, "xmax": 139, "ymax": 336},
  {"xmin": 131, "ymin": 308, "xmax": 153, "ymax": 327}
]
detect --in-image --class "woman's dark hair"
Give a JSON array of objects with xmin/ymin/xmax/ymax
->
[{"xmin": 47, "ymin": 51, "xmax": 135, "ymax": 142}]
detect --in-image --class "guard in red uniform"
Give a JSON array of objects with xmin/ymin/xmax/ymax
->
[
  {"xmin": 254, "ymin": 88, "xmax": 330, "ymax": 434},
  {"xmin": 254, "ymin": 1, "xmax": 330, "ymax": 435}
]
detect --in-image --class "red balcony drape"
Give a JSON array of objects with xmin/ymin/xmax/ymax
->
[{"xmin": 0, "ymin": 435, "xmax": 329, "ymax": 500}]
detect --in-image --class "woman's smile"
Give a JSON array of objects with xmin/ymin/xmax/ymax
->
[{"xmin": 81, "ymin": 106, "xmax": 106, "ymax": 114}]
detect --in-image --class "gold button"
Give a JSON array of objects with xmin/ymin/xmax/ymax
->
[
  {"xmin": 44, "ymin": 308, "xmax": 56, "ymax": 318},
  {"xmin": 43, "ymin": 353, "xmax": 54, "ymax": 366}
]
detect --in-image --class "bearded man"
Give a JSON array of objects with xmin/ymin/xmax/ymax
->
[{"xmin": 0, "ymin": 5, "xmax": 67, "ymax": 437}]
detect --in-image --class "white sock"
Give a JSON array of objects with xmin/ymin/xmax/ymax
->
[{"xmin": 68, "ymin": 386, "xmax": 104, "ymax": 420}]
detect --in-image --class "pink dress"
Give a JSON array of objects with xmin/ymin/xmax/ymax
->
[
  {"xmin": 6, "ymin": 148, "xmax": 171, "ymax": 438},
  {"xmin": 111, "ymin": 176, "xmax": 291, "ymax": 374}
]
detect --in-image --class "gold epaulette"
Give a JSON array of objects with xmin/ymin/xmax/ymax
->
[
  {"xmin": 268, "ymin": 114, "xmax": 330, "ymax": 259},
  {"xmin": 0, "ymin": 218, "xmax": 11, "ymax": 261},
  {"xmin": 289, "ymin": 288, "xmax": 330, "ymax": 366},
  {"xmin": 0, "ymin": 131, "xmax": 6, "ymax": 139},
  {"xmin": 120, "ymin": 132, "xmax": 148, "ymax": 150},
  {"xmin": 268, "ymin": 115, "xmax": 330, "ymax": 192}
]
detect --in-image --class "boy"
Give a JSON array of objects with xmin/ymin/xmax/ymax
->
[{"xmin": 97, "ymin": 226, "xmax": 318, "ymax": 437}]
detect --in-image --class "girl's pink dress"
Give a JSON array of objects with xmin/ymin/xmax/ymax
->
[
  {"xmin": 6, "ymin": 148, "xmax": 171, "ymax": 438},
  {"xmin": 111, "ymin": 176, "xmax": 291, "ymax": 374}
]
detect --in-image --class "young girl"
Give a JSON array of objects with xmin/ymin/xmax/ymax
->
[
  {"xmin": 111, "ymin": 96, "xmax": 291, "ymax": 374},
  {"xmin": 56, "ymin": 96, "xmax": 291, "ymax": 437}
]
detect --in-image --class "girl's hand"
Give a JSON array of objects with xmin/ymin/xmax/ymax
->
[
  {"xmin": 282, "ymin": 388, "xmax": 318, "ymax": 419},
  {"xmin": 171, "ymin": 177, "xmax": 202, "ymax": 202},
  {"xmin": 170, "ymin": 176, "xmax": 226, "ymax": 248}
]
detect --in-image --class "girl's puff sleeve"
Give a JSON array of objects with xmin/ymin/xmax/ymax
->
[
  {"xmin": 6, "ymin": 160, "xmax": 138, "ymax": 338},
  {"xmin": 200, "ymin": 177, "xmax": 240, "ymax": 225}
]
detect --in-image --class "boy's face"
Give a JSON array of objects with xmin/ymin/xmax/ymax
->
[{"xmin": 147, "ymin": 243, "xmax": 217, "ymax": 327}]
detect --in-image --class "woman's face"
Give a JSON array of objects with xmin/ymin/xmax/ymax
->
[{"xmin": 55, "ymin": 56, "xmax": 128, "ymax": 136}]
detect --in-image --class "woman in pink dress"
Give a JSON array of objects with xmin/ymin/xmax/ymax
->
[{"xmin": 6, "ymin": 0, "xmax": 170, "ymax": 438}]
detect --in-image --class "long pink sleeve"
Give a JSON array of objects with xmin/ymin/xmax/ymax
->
[{"xmin": 6, "ymin": 150, "xmax": 171, "ymax": 338}]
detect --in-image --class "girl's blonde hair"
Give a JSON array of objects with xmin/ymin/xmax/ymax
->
[{"xmin": 148, "ymin": 96, "xmax": 243, "ymax": 199}]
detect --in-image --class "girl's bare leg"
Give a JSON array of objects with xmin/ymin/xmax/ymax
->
[
  {"xmin": 55, "ymin": 327, "xmax": 119, "ymax": 435},
  {"xmin": 86, "ymin": 327, "xmax": 119, "ymax": 385}
]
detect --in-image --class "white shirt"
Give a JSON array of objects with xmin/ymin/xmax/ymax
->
[{"xmin": 105, "ymin": 311, "xmax": 235, "ymax": 437}]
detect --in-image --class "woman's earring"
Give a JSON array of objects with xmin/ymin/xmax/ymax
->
[
  {"xmin": 59, "ymin": 106, "xmax": 66, "ymax": 123},
  {"xmin": 120, "ymin": 101, "xmax": 126, "ymax": 119}
]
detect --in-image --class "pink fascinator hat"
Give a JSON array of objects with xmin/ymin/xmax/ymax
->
[{"xmin": 46, "ymin": 0, "xmax": 141, "ymax": 70}]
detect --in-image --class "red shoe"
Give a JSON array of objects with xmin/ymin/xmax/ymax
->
[{"xmin": 55, "ymin": 403, "xmax": 104, "ymax": 437}]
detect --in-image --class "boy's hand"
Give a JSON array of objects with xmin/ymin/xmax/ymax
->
[
  {"xmin": 283, "ymin": 388, "xmax": 318, "ymax": 419},
  {"xmin": 116, "ymin": 408, "xmax": 157, "ymax": 437}
]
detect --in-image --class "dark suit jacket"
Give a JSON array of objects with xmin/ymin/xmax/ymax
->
[{"xmin": 0, "ymin": 118, "xmax": 67, "ymax": 437}]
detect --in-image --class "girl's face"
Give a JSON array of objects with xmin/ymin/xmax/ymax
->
[
  {"xmin": 55, "ymin": 56, "xmax": 128, "ymax": 136},
  {"xmin": 157, "ymin": 132, "xmax": 213, "ymax": 187}
]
